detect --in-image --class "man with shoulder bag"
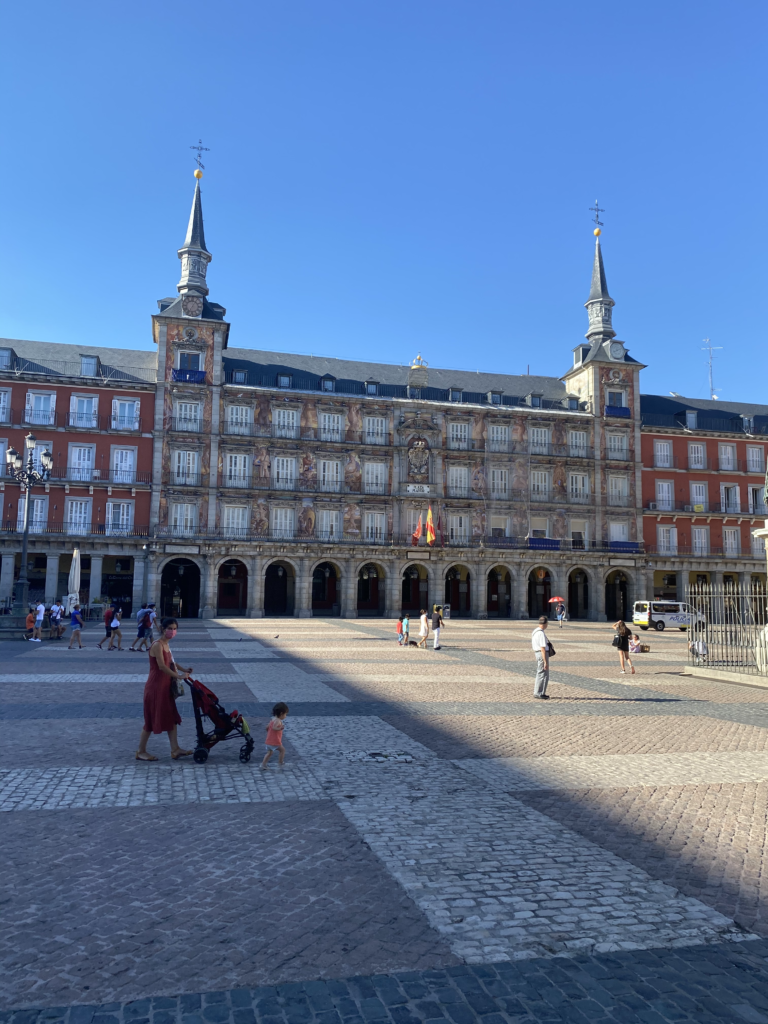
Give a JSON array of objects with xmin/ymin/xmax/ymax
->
[{"xmin": 531, "ymin": 615, "xmax": 555, "ymax": 700}]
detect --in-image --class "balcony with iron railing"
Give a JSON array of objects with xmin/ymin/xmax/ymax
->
[
  {"xmin": 652, "ymin": 455, "xmax": 678, "ymax": 469},
  {"xmin": 169, "ymin": 417, "xmax": 208, "ymax": 433},
  {"xmin": 223, "ymin": 474, "xmax": 251, "ymax": 489},
  {"xmin": 363, "ymin": 481, "xmax": 388, "ymax": 495},
  {"xmin": 645, "ymin": 544, "xmax": 762, "ymax": 559},
  {"xmin": 0, "ymin": 519, "xmax": 150, "ymax": 537},
  {"xmin": 568, "ymin": 490, "xmax": 591, "ymax": 504},
  {"xmin": 528, "ymin": 443, "xmax": 596, "ymax": 459},
  {"xmin": 170, "ymin": 472, "xmax": 203, "ymax": 487},
  {"xmin": 606, "ymin": 493, "xmax": 632, "ymax": 507},
  {"xmin": 606, "ymin": 448, "xmax": 630, "ymax": 461},
  {"xmin": 643, "ymin": 499, "xmax": 767, "ymax": 514},
  {"xmin": 45, "ymin": 466, "xmax": 152, "ymax": 486},
  {"xmin": 605, "ymin": 405, "xmax": 631, "ymax": 418},
  {"xmin": 171, "ymin": 368, "xmax": 208, "ymax": 384}
]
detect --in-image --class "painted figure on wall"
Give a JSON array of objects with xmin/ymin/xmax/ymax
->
[
  {"xmin": 471, "ymin": 414, "xmax": 486, "ymax": 448},
  {"xmin": 252, "ymin": 500, "xmax": 269, "ymax": 536},
  {"xmin": 297, "ymin": 501, "xmax": 316, "ymax": 537},
  {"xmin": 512, "ymin": 418, "xmax": 526, "ymax": 449},
  {"xmin": 472, "ymin": 508, "xmax": 486, "ymax": 538},
  {"xmin": 255, "ymin": 399, "xmax": 271, "ymax": 433},
  {"xmin": 511, "ymin": 458, "xmax": 528, "ymax": 495},
  {"xmin": 551, "ymin": 510, "xmax": 568, "ymax": 540},
  {"xmin": 344, "ymin": 452, "xmax": 362, "ymax": 492},
  {"xmin": 552, "ymin": 461, "xmax": 567, "ymax": 495},
  {"xmin": 471, "ymin": 462, "xmax": 487, "ymax": 496},
  {"xmin": 346, "ymin": 403, "xmax": 362, "ymax": 442},
  {"xmin": 511, "ymin": 510, "xmax": 528, "ymax": 538},
  {"xmin": 300, "ymin": 400, "xmax": 318, "ymax": 438},
  {"xmin": 343, "ymin": 503, "xmax": 361, "ymax": 536},
  {"xmin": 552, "ymin": 420, "xmax": 567, "ymax": 448},
  {"xmin": 299, "ymin": 452, "xmax": 316, "ymax": 490},
  {"xmin": 254, "ymin": 447, "xmax": 271, "ymax": 483}
]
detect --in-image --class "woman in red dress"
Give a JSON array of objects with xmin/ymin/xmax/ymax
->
[{"xmin": 136, "ymin": 617, "xmax": 194, "ymax": 761}]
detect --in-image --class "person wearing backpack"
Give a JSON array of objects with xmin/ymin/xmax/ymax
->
[{"xmin": 129, "ymin": 603, "xmax": 150, "ymax": 652}]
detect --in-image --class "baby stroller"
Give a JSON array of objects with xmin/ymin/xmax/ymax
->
[{"xmin": 187, "ymin": 678, "xmax": 255, "ymax": 764}]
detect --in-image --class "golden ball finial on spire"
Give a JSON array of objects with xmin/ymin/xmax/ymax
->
[
  {"xmin": 194, "ymin": 168, "xmax": 203, "ymax": 180},
  {"xmin": 593, "ymin": 227, "xmax": 601, "ymax": 237}
]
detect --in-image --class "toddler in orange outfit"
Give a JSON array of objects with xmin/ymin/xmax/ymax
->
[{"xmin": 261, "ymin": 702, "xmax": 289, "ymax": 769}]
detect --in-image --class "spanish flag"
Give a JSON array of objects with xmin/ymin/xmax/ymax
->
[
  {"xmin": 426, "ymin": 505, "xmax": 436, "ymax": 546},
  {"xmin": 411, "ymin": 514, "xmax": 423, "ymax": 547}
]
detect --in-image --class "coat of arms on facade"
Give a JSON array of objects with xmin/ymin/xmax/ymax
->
[{"xmin": 408, "ymin": 437, "xmax": 430, "ymax": 478}]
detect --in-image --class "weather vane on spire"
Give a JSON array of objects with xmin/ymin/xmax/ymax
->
[
  {"xmin": 589, "ymin": 201, "xmax": 605, "ymax": 229},
  {"xmin": 190, "ymin": 139, "xmax": 210, "ymax": 172}
]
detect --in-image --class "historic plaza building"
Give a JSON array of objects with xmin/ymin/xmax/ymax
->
[{"xmin": 0, "ymin": 174, "xmax": 764, "ymax": 619}]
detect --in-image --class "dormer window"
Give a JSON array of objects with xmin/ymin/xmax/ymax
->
[
  {"xmin": 321, "ymin": 377, "xmax": 335, "ymax": 392},
  {"xmin": 365, "ymin": 381, "xmax": 379, "ymax": 396},
  {"xmin": 742, "ymin": 416, "xmax": 755, "ymax": 433},
  {"xmin": 568, "ymin": 397, "xmax": 579, "ymax": 410},
  {"xmin": 529, "ymin": 394, "xmax": 542, "ymax": 408},
  {"xmin": 0, "ymin": 349, "xmax": 13, "ymax": 370},
  {"xmin": 80, "ymin": 356, "xmax": 98, "ymax": 377},
  {"xmin": 277, "ymin": 374, "xmax": 291, "ymax": 389},
  {"xmin": 686, "ymin": 410, "xmax": 697, "ymax": 430},
  {"xmin": 408, "ymin": 386, "xmax": 421, "ymax": 400},
  {"xmin": 232, "ymin": 370, "xmax": 247, "ymax": 384},
  {"xmin": 449, "ymin": 389, "xmax": 463, "ymax": 403},
  {"xmin": 573, "ymin": 346, "xmax": 590, "ymax": 365},
  {"xmin": 488, "ymin": 391, "xmax": 502, "ymax": 405}
]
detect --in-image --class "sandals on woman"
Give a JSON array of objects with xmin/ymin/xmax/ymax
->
[{"xmin": 135, "ymin": 751, "xmax": 158, "ymax": 761}]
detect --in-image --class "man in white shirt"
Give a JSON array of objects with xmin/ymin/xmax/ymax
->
[
  {"xmin": 531, "ymin": 615, "xmax": 550, "ymax": 699},
  {"xmin": 32, "ymin": 601, "xmax": 46, "ymax": 642},
  {"xmin": 49, "ymin": 599, "xmax": 64, "ymax": 640}
]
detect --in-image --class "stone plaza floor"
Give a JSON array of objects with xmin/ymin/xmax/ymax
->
[{"xmin": 2, "ymin": 617, "xmax": 768, "ymax": 1024}]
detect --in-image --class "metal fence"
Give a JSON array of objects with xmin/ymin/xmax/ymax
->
[{"xmin": 685, "ymin": 582, "xmax": 768, "ymax": 675}]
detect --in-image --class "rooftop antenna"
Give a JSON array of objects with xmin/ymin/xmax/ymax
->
[
  {"xmin": 702, "ymin": 338, "xmax": 722, "ymax": 399},
  {"xmin": 190, "ymin": 139, "xmax": 210, "ymax": 172}
]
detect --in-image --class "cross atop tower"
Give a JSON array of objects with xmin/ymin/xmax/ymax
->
[
  {"xmin": 190, "ymin": 139, "xmax": 210, "ymax": 171},
  {"xmin": 589, "ymin": 200, "xmax": 605, "ymax": 229}
]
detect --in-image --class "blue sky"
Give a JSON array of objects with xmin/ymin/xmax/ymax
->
[{"xmin": 1, "ymin": 1, "xmax": 766, "ymax": 402}]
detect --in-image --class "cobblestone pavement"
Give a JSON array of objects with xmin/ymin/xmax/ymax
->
[{"xmin": 2, "ymin": 618, "xmax": 768, "ymax": 1022}]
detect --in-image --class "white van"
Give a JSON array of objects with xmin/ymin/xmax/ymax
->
[{"xmin": 633, "ymin": 600, "xmax": 703, "ymax": 632}]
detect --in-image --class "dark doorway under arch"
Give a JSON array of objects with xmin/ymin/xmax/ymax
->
[
  {"xmin": 402, "ymin": 565, "xmax": 428, "ymax": 612},
  {"xmin": 217, "ymin": 559, "xmax": 248, "ymax": 616},
  {"xmin": 605, "ymin": 570, "xmax": 629, "ymax": 622},
  {"xmin": 312, "ymin": 562, "xmax": 340, "ymax": 616},
  {"xmin": 161, "ymin": 559, "xmax": 201, "ymax": 618},
  {"xmin": 358, "ymin": 563, "xmax": 385, "ymax": 617},
  {"xmin": 487, "ymin": 567, "xmax": 511, "ymax": 618},
  {"xmin": 265, "ymin": 562, "xmax": 295, "ymax": 616},
  {"xmin": 445, "ymin": 566, "xmax": 471, "ymax": 617},
  {"xmin": 528, "ymin": 567, "xmax": 551, "ymax": 618},
  {"xmin": 568, "ymin": 569, "xmax": 589, "ymax": 620}
]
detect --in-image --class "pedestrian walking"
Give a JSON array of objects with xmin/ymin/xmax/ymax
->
[
  {"xmin": 97, "ymin": 602, "xmax": 115, "ymax": 649},
  {"xmin": 49, "ymin": 599, "xmax": 64, "ymax": 639},
  {"xmin": 32, "ymin": 600, "xmax": 45, "ymax": 641},
  {"xmin": 432, "ymin": 605, "xmax": 444, "ymax": 649},
  {"xmin": 135, "ymin": 617, "xmax": 193, "ymax": 761},
  {"xmin": 556, "ymin": 602, "xmax": 566, "ymax": 629},
  {"xmin": 129, "ymin": 603, "xmax": 151, "ymax": 652},
  {"xmin": 417, "ymin": 609, "xmax": 429, "ymax": 648},
  {"xmin": 261, "ymin": 702, "xmax": 289, "ymax": 769},
  {"xmin": 68, "ymin": 605, "xmax": 85, "ymax": 649},
  {"xmin": 147, "ymin": 603, "xmax": 158, "ymax": 640},
  {"xmin": 396, "ymin": 617, "xmax": 404, "ymax": 645},
  {"xmin": 532, "ymin": 615, "xmax": 551, "ymax": 699},
  {"xmin": 612, "ymin": 619, "xmax": 635, "ymax": 674},
  {"xmin": 107, "ymin": 608, "xmax": 124, "ymax": 650},
  {"xmin": 402, "ymin": 614, "xmax": 410, "ymax": 645}
]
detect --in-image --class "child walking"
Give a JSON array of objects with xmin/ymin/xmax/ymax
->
[
  {"xmin": 396, "ymin": 617, "xmax": 404, "ymax": 645},
  {"xmin": 261, "ymin": 702, "xmax": 289, "ymax": 769},
  {"xmin": 402, "ymin": 614, "xmax": 410, "ymax": 645}
]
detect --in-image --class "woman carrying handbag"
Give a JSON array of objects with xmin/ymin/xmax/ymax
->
[{"xmin": 612, "ymin": 619, "xmax": 635, "ymax": 675}]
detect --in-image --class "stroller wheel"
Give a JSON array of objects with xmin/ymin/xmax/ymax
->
[
  {"xmin": 239, "ymin": 744, "xmax": 251, "ymax": 763},
  {"xmin": 193, "ymin": 748, "xmax": 209, "ymax": 764}
]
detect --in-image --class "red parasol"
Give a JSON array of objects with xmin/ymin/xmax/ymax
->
[{"xmin": 548, "ymin": 596, "xmax": 565, "ymax": 603}]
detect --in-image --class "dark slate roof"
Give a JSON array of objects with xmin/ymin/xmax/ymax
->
[
  {"xmin": 573, "ymin": 337, "xmax": 642, "ymax": 368},
  {"xmin": 0, "ymin": 337, "xmax": 157, "ymax": 384},
  {"xmin": 182, "ymin": 181, "xmax": 208, "ymax": 253},
  {"xmin": 223, "ymin": 348, "xmax": 579, "ymax": 408},
  {"xmin": 588, "ymin": 237, "xmax": 612, "ymax": 302},
  {"xmin": 156, "ymin": 297, "xmax": 227, "ymax": 321},
  {"xmin": 641, "ymin": 393, "xmax": 768, "ymax": 435}
]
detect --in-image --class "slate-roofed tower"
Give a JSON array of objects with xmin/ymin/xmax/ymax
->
[
  {"xmin": 584, "ymin": 230, "xmax": 616, "ymax": 343},
  {"xmin": 176, "ymin": 169, "xmax": 213, "ymax": 318}
]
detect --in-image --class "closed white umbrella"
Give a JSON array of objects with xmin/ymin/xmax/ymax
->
[{"xmin": 65, "ymin": 548, "xmax": 81, "ymax": 614}]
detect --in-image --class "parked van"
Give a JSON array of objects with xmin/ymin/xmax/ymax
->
[{"xmin": 633, "ymin": 601, "xmax": 704, "ymax": 632}]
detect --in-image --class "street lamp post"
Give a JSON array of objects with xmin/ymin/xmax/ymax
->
[{"xmin": 6, "ymin": 434, "xmax": 52, "ymax": 617}]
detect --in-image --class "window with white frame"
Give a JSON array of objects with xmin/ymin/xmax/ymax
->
[
  {"xmin": 690, "ymin": 482, "xmax": 707, "ymax": 511},
  {"xmin": 226, "ymin": 453, "xmax": 250, "ymax": 487},
  {"xmin": 364, "ymin": 512, "xmax": 386, "ymax": 541},
  {"xmin": 319, "ymin": 459, "xmax": 342, "ymax": 492},
  {"xmin": 568, "ymin": 429, "xmax": 588, "ymax": 456},
  {"xmin": 723, "ymin": 527, "xmax": 740, "ymax": 556},
  {"xmin": 112, "ymin": 448, "xmax": 136, "ymax": 484},
  {"xmin": 174, "ymin": 402, "xmax": 201, "ymax": 431},
  {"xmin": 609, "ymin": 521, "xmax": 629, "ymax": 543},
  {"xmin": 688, "ymin": 442, "xmax": 706, "ymax": 469},
  {"xmin": 569, "ymin": 473, "xmax": 589, "ymax": 502},
  {"xmin": 0, "ymin": 438, "xmax": 6, "ymax": 477},
  {"xmin": 277, "ymin": 374, "xmax": 291, "ymax": 389},
  {"xmin": 655, "ymin": 480, "xmax": 673, "ymax": 511},
  {"xmin": 70, "ymin": 394, "xmax": 98, "ymax": 428},
  {"xmin": 749, "ymin": 485, "xmax": 765, "ymax": 514},
  {"xmin": 363, "ymin": 462, "xmax": 387, "ymax": 494},
  {"xmin": 607, "ymin": 433, "xmax": 628, "ymax": 459},
  {"xmin": 226, "ymin": 406, "xmax": 252, "ymax": 435},
  {"xmin": 490, "ymin": 515, "xmax": 509, "ymax": 538},
  {"xmin": 69, "ymin": 445, "xmax": 95, "ymax": 482},
  {"xmin": 223, "ymin": 505, "xmax": 248, "ymax": 536},
  {"xmin": 692, "ymin": 526, "xmax": 709, "ymax": 555},
  {"xmin": 488, "ymin": 424, "xmax": 510, "ymax": 452},
  {"xmin": 80, "ymin": 356, "xmax": 98, "ymax": 377},
  {"xmin": 531, "ymin": 470, "xmax": 550, "ymax": 498},
  {"xmin": 65, "ymin": 498, "xmax": 92, "ymax": 535},
  {"xmin": 317, "ymin": 509, "xmax": 340, "ymax": 540},
  {"xmin": 657, "ymin": 525, "xmax": 677, "ymax": 554},
  {"xmin": 272, "ymin": 507, "xmax": 295, "ymax": 538},
  {"xmin": 753, "ymin": 533, "xmax": 766, "ymax": 559},
  {"xmin": 747, "ymin": 446, "xmax": 764, "ymax": 473},
  {"xmin": 364, "ymin": 416, "xmax": 386, "ymax": 443},
  {"xmin": 0, "ymin": 390, "xmax": 9, "ymax": 424},
  {"xmin": 173, "ymin": 450, "xmax": 199, "ymax": 485},
  {"xmin": 608, "ymin": 476, "xmax": 628, "ymax": 506},
  {"xmin": 530, "ymin": 517, "xmax": 548, "ymax": 539},
  {"xmin": 272, "ymin": 456, "xmax": 296, "ymax": 489},
  {"xmin": 448, "ymin": 422, "xmax": 469, "ymax": 450},
  {"xmin": 274, "ymin": 408, "xmax": 298, "ymax": 438},
  {"xmin": 178, "ymin": 351, "xmax": 200, "ymax": 371},
  {"xmin": 448, "ymin": 465, "xmax": 469, "ymax": 496},
  {"xmin": 719, "ymin": 444, "xmax": 737, "ymax": 470},
  {"xmin": 25, "ymin": 391, "xmax": 55, "ymax": 425},
  {"xmin": 607, "ymin": 390, "xmax": 625, "ymax": 408},
  {"xmin": 171, "ymin": 502, "xmax": 196, "ymax": 534},
  {"xmin": 17, "ymin": 496, "xmax": 47, "ymax": 533},
  {"xmin": 321, "ymin": 378, "xmax": 335, "ymax": 392},
  {"xmin": 448, "ymin": 513, "xmax": 469, "ymax": 542},
  {"xmin": 570, "ymin": 519, "xmax": 587, "ymax": 549},
  {"xmin": 720, "ymin": 483, "xmax": 740, "ymax": 513},
  {"xmin": 113, "ymin": 399, "xmax": 140, "ymax": 430},
  {"xmin": 685, "ymin": 410, "xmax": 697, "ymax": 429},
  {"xmin": 106, "ymin": 501, "xmax": 134, "ymax": 535},
  {"xmin": 31, "ymin": 441, "xmax": 53, "ymax": 474},
  {"xmin": 231, "ymin": 370, "xmax": 247, "ymax": 385},
  {"xmin": 654, "ymin": 440, "xmax": 672, "ymax": 467},
  {"xmin": 490, "ymin": 467, "xmax": 508, "ymax": 498},
  {"xmin": 320, "ymin": 412, "xmax": 343, "ymax": 442},
  {"xmin": 529, "ymin": 427, "xmax": 550, "ymax": 454}
]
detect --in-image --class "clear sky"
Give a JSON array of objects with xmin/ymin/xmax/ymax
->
[{"xmin": 1, "ymin": 1, "xmax": 766, "ymax": 402}]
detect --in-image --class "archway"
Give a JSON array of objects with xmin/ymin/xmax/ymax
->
[
  {"xmin": 358, "ymin": 563, "xmax": 385, "ymax": 617},
  {"xmin": 264, "ymin": 561, "xmax": 295, "ymax": 616},
  {"xmin": 487, "ymin": 566, "xmax": 511, "ymax": 618},
  {"xmin": 160, "ymin": 558, "xmax": 201, "ymax": 618},
  {"xmin": 402, "ymin": 564, "xmax": 428, "ymax": 612},
  {"xmin": 527, "ymin": 567, "xmax": 551, "ymax": 618},
  {"xmin": 605, "ymin": 570, "xmax": 629, "ymax": 622},
  {"xmin": 445, "ymin": 565, "xmax": 471, "ymax": 617},
  {"xmin": 312, "ymin": 561, "xmax": 340, "ymax": 616},
  {"xmin": 217, "ymin": 559, "xmax": 248, "ymax": 616},
  {"xmin": 568, "ymin": 569, "xmax": 589, "ymax": 620}
]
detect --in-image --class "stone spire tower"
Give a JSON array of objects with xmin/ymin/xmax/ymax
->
[
  {"xmin": 584, "ymin": 230, "xmax": 616, "ymax": 343},
  {"xmin": 176, "ymin": 169, "xmax": 212, "ymax": 318}
]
